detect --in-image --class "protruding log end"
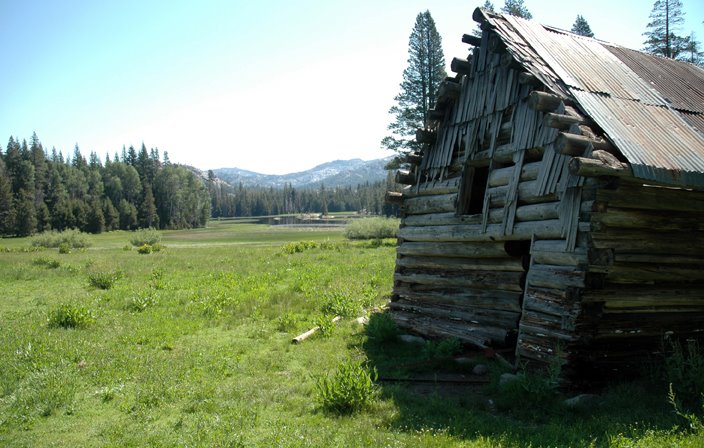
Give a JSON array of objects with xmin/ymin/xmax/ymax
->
[
  {"xmin": 472, "ymin": 7, "xmax": 486, "ymax": 24},
  {"xmin": 518, "ymin": 72, "xmax": 541, "ymax": 87},
  {"xmin": 428, "ymin": 108, "xmax": 445, "ymax": 121},
  {"xmin": 395, "ymin": 170, "xmax": 416, "ymax": 186},
  {"xmin": 451, "ymin": 57, "xmax": 472, "ymax": 75},
  {"xmin": 528, "ymin": 91, "xmax": 563, "ymax": 112},
  {"xmin": 416, "ymin": 128, "xmax": 437, "ymax": 144},
  {"xmin": 406, "ymin": 153, "xmax": 423, "ymax": 166},
  {"xmin": 555, "ymin": 132, "xmax": 592, "ymax": 156},
  {"xmin": 385, "ymin": 191, "xmax": 404, "ymax": 205},
  {"xmin": 462, "ymin": 34, "xmax": 482, "ymax": 47},
  {"xmin": 438, "ymin": 80, "xmax": 461, "ymax": 101},
  {"xmin": 569, "ymin": 151, "xmax": 632, "ymax": 178},
  {"xmin": 544, "ymin": 112, "xmax": 583, "ymax": 130}
]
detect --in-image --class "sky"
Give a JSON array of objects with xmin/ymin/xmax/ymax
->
[{"xmin": 1, "ymin": 1, "xmax": 702, "ymax": 174}]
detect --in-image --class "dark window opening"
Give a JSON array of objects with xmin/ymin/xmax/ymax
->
[{"xmin": 458, "ymin": 165, "xmax": 489, "ymax": 215}]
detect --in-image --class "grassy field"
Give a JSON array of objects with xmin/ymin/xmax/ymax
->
[{"xmin": 1, "ymin": 221, "xmax": 702, "ymax": 447}]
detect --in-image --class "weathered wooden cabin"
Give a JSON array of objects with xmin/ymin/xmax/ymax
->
[{"xmin": 388, "ymin": 8, "xmax": 704, "ymax": 381}]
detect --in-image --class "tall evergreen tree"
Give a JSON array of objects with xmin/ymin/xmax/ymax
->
[
  {"xmin": 0, "ymin": 161, "xmax": 14, "ymax": 234},
  {"xmin": 382, "ymin": 10, "xmax": 446, "ymax": 162},
  {"xmin": 13, "ymin": 188, "xmax": 37, "ymax": 236},
  {"xmin": 86, "ymin": 197, "xmax": 106, "ymax": 233},
  {"xmin": 571, "ymin": 15, "xmax": 595, "ymax": 37},
  {"xmin": 119, "ymin": 199, "xmax": 138, "ymax": 230},
  {"xmin": 643, "ymin": 0, "xmax": 689, "ymax": 59},
  {"xmin": 139, "ymin": 184, "xmax": 159, "ymax": 228},
  {"xmin": 501, "ymin": 0, "xmax": 532, "ymax": 19},
  {"xmin": 683, "ymin": 32, "xmax": 704, "ymax": 65},
  {"xmin": 103, "ymin": 199, "xmax": 120, "ymax": 231}
]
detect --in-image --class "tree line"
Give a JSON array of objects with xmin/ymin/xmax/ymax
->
[
  {"xmin": 207, "ymin": 173, "xmax": 397, "ymax": 218},
  {"xmin": 0, "ymin": 133, "xmax": 210, "ymax": 236},
  {"xmin": 0, "ymin": 133, "xmax": 396, "ymax": 237}
]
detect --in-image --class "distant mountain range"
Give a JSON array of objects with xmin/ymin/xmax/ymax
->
[{"xmin": 211, "ymin": 157, "xmax": 392, "ymax": 189}]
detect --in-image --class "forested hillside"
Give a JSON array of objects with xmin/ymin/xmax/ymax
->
[
  {"xmin": 0, "ymin": 134, "xmax": 396, "ymax": 236},
  {"xmin": 0, "ymin": 134, "xmax": 210, "ymax": 236},
  {"xmin": 206, "ymin": 176, "xmax": 395, "ymax": 218}
]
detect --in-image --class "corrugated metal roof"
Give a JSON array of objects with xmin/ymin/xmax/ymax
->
[
  {"xmin": 606, "ymin": 45, "xmax": 704, "ymax": 113},
  {"xmin": 573, "ymin": 91, "xmax": 704, "ymax": 187},
  {"xmin": 478, "ymin": 9, "xmax": 704, "ymax": 188},
  {"xmin": 485, "ymin": 11, "xmax": 568, "ymax": 97}
]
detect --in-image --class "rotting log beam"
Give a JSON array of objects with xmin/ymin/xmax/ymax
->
[
  {"xmin": 556, "ymin": 132, "xmax": 614, "ymax": 156},
  {"xmin": 397, "ymin": 220, "xmax": 562, "ymax": 242}
]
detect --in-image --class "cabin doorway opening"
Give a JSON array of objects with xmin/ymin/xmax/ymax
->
[{"xmin": 503, "ymin": 240, "xmax": 532, "ymax": 351}]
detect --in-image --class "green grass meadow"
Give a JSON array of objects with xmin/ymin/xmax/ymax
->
[{"xmin": 1, "ymin": 221, "xmax": 702, "ymax": 447}]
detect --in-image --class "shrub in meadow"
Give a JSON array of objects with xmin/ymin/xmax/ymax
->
[
  {"xmin": 88, "ymin": 270, "xmax": 123, "ymax": 290},
  {"xmin": 31, "ymin": 229, "xmax": 91, "ymax": 249},
  {"xmin": 48, "ymin": 304, "xmax": 96, "ymax": 328},
  {"xmin": 316, "ymin": 359, "xmax": 379, "ymax": 414},
  {"xmin": 130, "ymin": 228, "xmax": 162, "ymax": 247},
  {"xmin": 344, "ymin": 217, "xmax": 399, "ymax": 240}
]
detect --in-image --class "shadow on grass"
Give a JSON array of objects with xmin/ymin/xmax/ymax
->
[{"xmin": 359, "ymin": 314, "xmax": 686, "ymax": 447}]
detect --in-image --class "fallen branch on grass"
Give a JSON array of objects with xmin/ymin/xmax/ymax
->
[{"xmin": 291, "ymin": 316, "xmax": 342, "ymax": 344}]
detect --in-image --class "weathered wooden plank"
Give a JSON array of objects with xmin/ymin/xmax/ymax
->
[
  {"xmin": 403, "ymin": 193, "xmax": 457, "ymax": 215},
  {"xmin": 603, "ymin": 263, "xmax": 704, "ymax": 284},
  {"xmin": 590, "ymin": 229, "xmax": 704, "ymax": 255},
  {"xmin": 394, "ymin": 269, "xmax": 523, "ymax": 292},
  {"xmin": 389, "ymin": 301, "xmax": 519, "ymax": 333},
  {"xmin": 405, "ymin": 177, "xmax": 461, "ymax": 197},
  {"xmin": 486, "ymin": 202, "xmax": 561, "ymax": 224},
  {"xmin": 488, "ymin": 161, "xmax": 541, "ymax": 187},
  {"xmin": 397, "ymin": 241, "xmax": 509, "ymax": 258},
  {"xmin": 526, "ymin": 264, "xmax": 586, "ymax": 289},
  {"xmin": 523, "ymin": 288, "xmax": 582, "ymax": 317},
  {"xmin": 590, "ymin": 208, "xmax": 704, "ymax": 232},
  {"xmin": 393, "ymin": 284, "xmax": 522, "ymax": 312},
  {"xmin": 402, "ymin": 212, "xmax": 481, "ymax": 227},
  {"xmin": 392, "ymin": 310, "xmax": 511, "ymax": 347},
  {"xmin": 488, "ymin": 180, "xmax": 558, "ymax": 207},
  {"xmin": 597, "ymin": 183, "xmax": 704, "ymax": 213},
  {"xmin": 396, "ymin": 255, "xmax": 524, "ymax": 272},
  {"xmin": 397, "ymin": 220, "xmax": 562, "ymax": 242}
]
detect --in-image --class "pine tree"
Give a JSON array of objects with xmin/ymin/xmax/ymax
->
[
  {"xmin": 103, "ymin": 199, "xmax": 120, "ymax": 231},
  {"xmin": 13, "ymin": 189, "xmax": 37, "ymax": 236},
  {"xmin": 119, "ymin": 199, "xmax": 138, "ymax": 230},
  {"xmin": 501, "ymin": 0, "xmax": 532, "ymax": 19},
  {"xmin": 571, "ymin": 15, "xmax": 595, "ymax": 37},
  {"xmin": 139, "ymin": 184, "xmax": 159, "ymax": 228},
  {"xmin": 643, "ymin": 0, "xmax": 688, "ymax": 59},
  {"xmin": 86, "ymin": 197, "xmax": 106, "ymax": 233},
  {"xmin": 683, "ymin": 32, "xmax": 704, "ymax": 65},
  {"xmin": 382, "ymin": 10, "xmax": 447, "ymax": 161},
  {"xmin": 35, "ymin": 201, "xmax": 51, "ymax": 232},
  {"xmin": 0, "ymin": 162, "xmax": 14, "ymax": 235}
]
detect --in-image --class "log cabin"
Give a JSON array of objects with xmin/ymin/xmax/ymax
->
[{"xmin": 388, "ymin": 8, "xmax": 704, "ymax": 382}]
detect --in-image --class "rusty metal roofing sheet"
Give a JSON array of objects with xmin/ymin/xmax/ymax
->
[
  {"xmin": 502, "ymin": 15, "xmax": 667, "ymax": 106},
  {"xmin": 573, "ymin": 91, "xmax": 704, "ymax": 187},
  {"xmin": 483, "ymin": 11, "xmax": 568, "ymax": 97},
  {"xmin": 606, "ymin": 45, "xmax": 704, "ymax": 113}
]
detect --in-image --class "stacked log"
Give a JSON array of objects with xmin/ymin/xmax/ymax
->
[{"xmin": 569, "ymin": 180, "xmax": 704, "ymax": 377}]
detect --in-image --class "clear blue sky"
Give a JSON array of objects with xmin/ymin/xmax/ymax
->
[{"xmin": 1, "ymin": 0, "xmax": 702, "ymax": 174}]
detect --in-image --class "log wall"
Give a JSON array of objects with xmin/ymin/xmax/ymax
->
[
  {"xmin": 392, "ymin": 25, "xmax": 568, "ymax": 355},
  {"xmin": 570, "ymin": 180, "xmax": 704, "ymax": 377}
]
